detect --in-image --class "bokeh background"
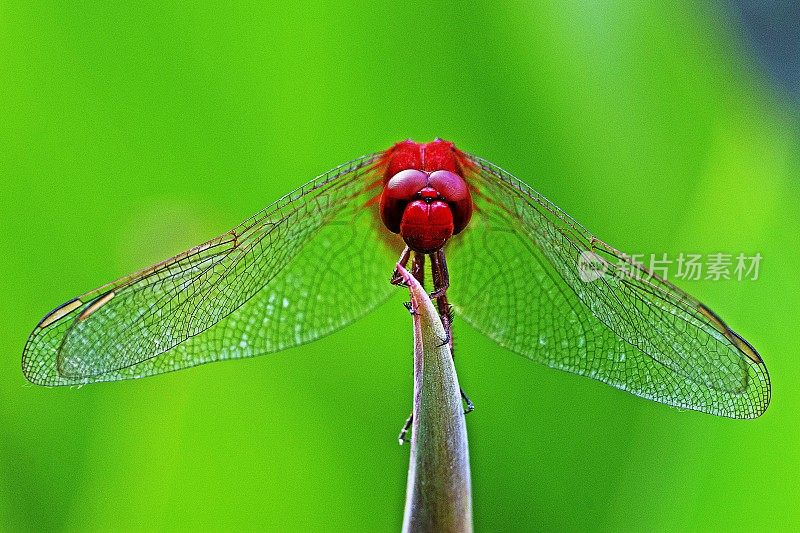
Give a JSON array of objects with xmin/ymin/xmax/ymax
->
[{"xmin": 2, "ymin": 2, "xmax": 799, "ymax": 531}]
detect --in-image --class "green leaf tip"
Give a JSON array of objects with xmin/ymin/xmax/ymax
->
[{"xmin": 397, "ymin": 264, "xmax": 473, "ymax": 533}]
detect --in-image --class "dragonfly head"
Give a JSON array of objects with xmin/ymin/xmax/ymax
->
[{"xmin": 380, "ymin": 168, "xmax": 473, "ymax": 253}]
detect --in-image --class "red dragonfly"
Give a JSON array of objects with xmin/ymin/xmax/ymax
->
[{"xmin": 23, "ymin": 139, "xmax": 770, "ymax": 419}]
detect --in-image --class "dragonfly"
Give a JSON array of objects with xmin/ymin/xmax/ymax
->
[{"xmin": 23, "ymin": 139, "xmax": 770, "ymax": 419}]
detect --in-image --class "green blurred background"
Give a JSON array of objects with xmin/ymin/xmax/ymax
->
[{"xmin": 2, "ymin": 2, "xmax": 799, "ymax": 531}]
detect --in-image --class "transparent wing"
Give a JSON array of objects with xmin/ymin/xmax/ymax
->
[
  {"xmin": 447, "ymin": 153, "xmax": 770, "ymax": 418},
  {"xmin": 23, "ymin": 152, "xmax": 404, "ymax": 386}
]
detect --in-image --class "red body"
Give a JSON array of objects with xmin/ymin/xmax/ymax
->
[{"xmin": 379, "ymin": 139, "xmax": 473, "ymax": 253}]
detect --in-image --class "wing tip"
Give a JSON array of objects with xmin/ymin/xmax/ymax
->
[
  {"xmin": 37, "ymin": 298, "xmax": 83, "ymax": 329},
  {"xmin": 698, "ymin": 304, "xmax": 763, "ymax": 364},
  {"xmin": 20, "ymin": 353, "xmax": 54, "ymax": 387}
]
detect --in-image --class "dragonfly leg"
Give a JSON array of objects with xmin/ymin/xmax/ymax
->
[
  {"xmin": 411, "ymin": 252, "xmax": 425, "ymax": 285},
  {"xmin": 436, "ymin": 331, "xmax": 450, "ymax": 348},
  {"xmin": 429, "ymin": 249, "xmax": 450, "ymax": 299},
  {"xmin": 398, "ymin": 411, "xmax": 413, "ymax": 445},
  {"xmin": 461, "ymin": 388, "xmax": 475, "ymax": 414},
  {"xmin": 390, "ymin": 246, "xmax": 412, "ymax": 286},
  {"xmin": 432, "ymin": 250, "xmax": 475, "ymax": 415},
  {"xmin": 430, "ymin": 250, "xmax": 453, "ymax": 353}
]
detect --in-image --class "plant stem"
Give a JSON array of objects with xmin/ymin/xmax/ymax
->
[{"xmin": 398, "ymin": 264, "xmax": 473, "ymax": 533}]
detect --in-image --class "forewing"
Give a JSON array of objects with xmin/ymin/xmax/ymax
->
[
  {"xmin": 447, "ymin": 154, "xmax": 770, "ymax": 418},
  {"xmin": 24, "ymin": 153, "xmax": 403, "ymax": 385}
]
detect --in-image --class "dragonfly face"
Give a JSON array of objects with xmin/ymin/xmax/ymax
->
[{"xmin": 379, "ymin": 140, "xmax": 473, "ymax": 253}]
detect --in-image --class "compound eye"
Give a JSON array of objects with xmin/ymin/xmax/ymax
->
[
  {"xmin": 385, "ymin": 169, "xmax": 429, "ymax": 199},
  {"xmin": 428, "ymin": 170, "xmax": 473, "ymax": 234},
  {"xmin": 380, "ymin": 169, "xmax": 429, "ymax": 233},
  {"xmin": 429, "ymin": 170, "xmax": 469, "ymax": 202}
]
